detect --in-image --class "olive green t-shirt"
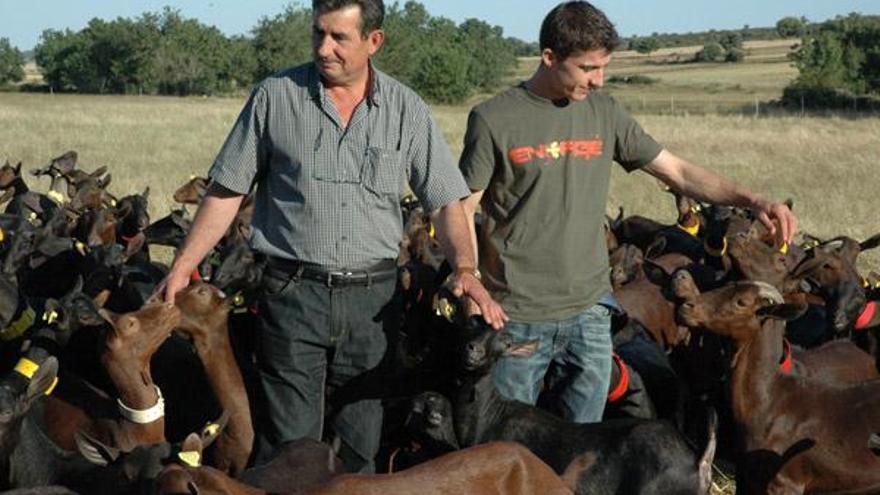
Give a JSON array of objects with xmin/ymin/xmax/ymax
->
[{"xmin": 459, "ymin": 84, "xmax": 662, "ymax": 322}]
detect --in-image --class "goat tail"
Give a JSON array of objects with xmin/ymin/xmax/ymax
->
[{"xmin": 698, "ymin": 407, "xmax": 718, "ymax": 495}]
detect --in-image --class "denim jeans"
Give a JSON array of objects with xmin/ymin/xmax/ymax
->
[
  {"xmin": 253, "ymin": 269, "xmax": 396, "ymax": 473},
  {"xmin": 492, "ymin": 302, "xmax": 613, "ymax": 423}
]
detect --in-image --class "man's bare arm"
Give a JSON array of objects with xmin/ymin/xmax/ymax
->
[
  {"xmin": 432, "ymin": 198, "xmax": 508, "ymax": 329},
  {"xmin": 160, "ymin": 183, "xmax": 245, "ymax": 304},
  {"xmin": 643, "ymin": 149, "xmax": 798, "ymax": 242}
]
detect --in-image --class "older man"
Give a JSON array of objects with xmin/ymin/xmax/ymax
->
[{"xmin": 161, "ymin": 0, "xmax": 506, "ymax": 472}]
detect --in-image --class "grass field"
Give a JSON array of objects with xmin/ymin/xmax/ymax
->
[{"xmin": 0, "ymin": 42, "xmax": 879, "ymax": 493}]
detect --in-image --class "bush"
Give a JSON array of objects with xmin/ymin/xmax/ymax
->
[
  {"xmin": 412, "ymin": 40, "xmax": 473, "ymax": 104},
  {"xmin": 0, "ymin": 38, "xmax": 25, "ymax": 85},
  {"xmin": 777, "ymin": 16, "xmax": 807, "ymax": 38},
  {"xmin": 694, "ymin": 42, "xmax": 724, "ymax": 62},
  {"xmin": 725, "ymin": 47, "xmax": 746, "ymax": 63},
  {"xmin": 606, "ymin": 74, "xmax": 658, "ymax": 85},
  {"xmin": 630, "ymin": 37, "xmax": 660, "ymax": 54}
]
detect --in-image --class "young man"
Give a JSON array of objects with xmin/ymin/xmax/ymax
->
[
  {"xmin": 161, "ymin": 0, "xmax": 506, "ymax": 472},
  {"xmin": 459, "ymin": 1, "xmax": 796, "ymax": 423}
]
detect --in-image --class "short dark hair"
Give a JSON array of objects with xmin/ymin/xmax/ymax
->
[
  {"xmin": 312, "ymin": 0, "xmax": 385, "ymax": 35},
  {"xmin": 540, "ymin": 1, "xmax": 620, "ymax": 60}
]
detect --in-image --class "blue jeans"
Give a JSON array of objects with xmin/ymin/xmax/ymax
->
[{"xmin": 492, "ymin": 303, "xmax": 613, "ymax": 423}]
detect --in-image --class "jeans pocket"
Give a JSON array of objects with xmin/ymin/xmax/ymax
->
[
  {"xmin": 261, "ymin": 271, "xmax": 297, "ymax": 299},
  {"xmin": 361, "ymin": 146, "xmax": 403, "ymax": 198}
]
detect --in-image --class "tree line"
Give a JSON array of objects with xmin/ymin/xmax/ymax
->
[
  {"xmin": 0, "ymin": 2, "xmax": 519, "ymax": 104},
  {"xmin": 2, "ymin": 8, "xmax": 878, "ymax": 108}
]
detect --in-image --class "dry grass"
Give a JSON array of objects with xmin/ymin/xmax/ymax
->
[{"xmin": 2, "ymin": 90, "xmax": 877, "ymax": 274}]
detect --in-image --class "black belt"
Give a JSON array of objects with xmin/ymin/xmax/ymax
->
[{"xmin": 264, "ymin": 256, "xmax": 397, "ymax": 288}]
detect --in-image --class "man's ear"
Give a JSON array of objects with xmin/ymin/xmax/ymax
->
[
  {"xmin": 368, "ymin": 29, "xmax": 385, "ymax": 55},
  {"xmin": 541, "ymin": 48, "xmax": 557, "ymax": 68}
]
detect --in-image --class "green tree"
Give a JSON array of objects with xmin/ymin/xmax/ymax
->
[
  {"xmin": 718, "ymin": 32, "xmax": 743, "ymax": 51},
  {"xmin": 694, "ymin": 42, "xmax": 724, "ymax": 62},
  {"xmin": 791, "ymin": 31, "xmax": 848, "ymax": 89},
  {"xmin": 777, "ymin": 16, "xmax": 806, "ymax": 38},
  {"xmin": 35, "ymin": 29, "xmax": 95, "ymax": 91},
  {"xmin": 252, "ymin": 3, "xmax": 312, "ymax": 80},
  {"xmin": 457, "ymin": 18, "xmax": 516, "ymax": 91},
  {"xmin": 412, "ymin": 39, "xmax": 472, "ymax": 103},
  {"xmin": 630, "ymin": 36, "xmax": 659, "ymax": 54},
  {"xmin": 0, "ymin": 38, "xmax": 25, "ymax": 85},
  {"xmin": 725, "ymin": 47, "xmax": 746, "ymax": 63}
]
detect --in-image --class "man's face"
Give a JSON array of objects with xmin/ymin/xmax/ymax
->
[
  {"xmin": 312, "ymin": 5, "xmax": 383, "ymax": 87},
  {"xmin": 543, "ymin": 47, "xmax": 612, "ymax": 101}
]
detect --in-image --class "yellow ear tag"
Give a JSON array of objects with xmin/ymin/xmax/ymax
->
[
  {"xmin": 232, "ymin": 292, "xmax": 245, "ymax": 307},
  {"xmin": 865, "ymin": 278, "xmax": 872, "ymax": 289},
  {"xmin": 202, "ymin": 423, "xmax": 220, "ymax": 437},
  {"xmin": 74, "ymin": 241, "xmax": 87, "ymax": 255},
  {"xmin": 189, "ymin": 175, "xmax": 197, "ymax": 181},
  {"xmin": 779, "ymin": 242, "xmax": 789, "ymax": 255},
  {"xmin": 14, "ymin": 358, "xmax": 39, "ymax": 379},
  {"xmin": 47, "ymin": 190, "xmax": 65, "ymax": 205},
  {"xmin": 178, "ymin": 451, "xmax": 201, "ymax": 467},
  {"xmin": 44, "ymin": 376, "xmax": 59, "ymax": 396},
  {"xmin": 43, "ymin": 310, "xmax": 59, "ymax": 325},
  {"xmin": 0, "ymin": 227, "xmax": 5, "ymax": 242},
  {"xmin": 428, "ymin": 223, "xmax": 435, "ymax": 239},
  {"xmin": 677, "ymin": 222, "xmax": 700, "ymax": 237},
  {"xmin": 109, "ymin": 199, "xmax": 117, "ymax": 207},
  {"xmin": 27, "ymin": 212, "xmax": 38, "ymax": 224}
]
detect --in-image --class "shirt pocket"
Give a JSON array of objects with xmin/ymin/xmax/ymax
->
[{"xmin": 361, "ymin": 146, "xmax": 404, "ymax": 198}]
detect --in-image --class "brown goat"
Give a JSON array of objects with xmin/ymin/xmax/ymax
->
[
  {"xmin": 674, "ymin": 272, "xmax": 880, "ymax": 494},
  {"xmin": 155, "ymin": 442, "xmax": 573, "ymax": 495},
  {"xmin": 43, "ymin": 302, "xmax": 182, "ymax": 452},
  {"xmin": 174, "ymin": 282, "xmax": 254, "ymax": 476}
]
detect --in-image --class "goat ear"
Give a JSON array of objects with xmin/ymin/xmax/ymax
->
[
  {"xmin": 861, "ymin": 233, "xmax": 880, "ymax": 252},
  {"xmin": 199, "ymin": 410, "xmax": 229, "ymax": 448},
  {"xmin": 14, "ymin": 162, "xmax": 21, "ymax": 175},
  {"xmin": 505, "ymin": 339, "xmax": 538, "ymax": 358},
  {"xmin": 642, "ymin": 259, "xmax": 671, "ymax": 288},
  {"xmin": 94, "ymin": 290, "xmax": 112, "ymax": 309},
  {"xmin": 868, "ymin": 433, "xmax": 880, "ymax": 454},
  {"xmin": 644, "ymin": 236, "xmax": 666, "ymax": 259},
  {"xmin": 756, "ymin": 303, "xmax": 807, "ymax": 321},
  {"xmin": 90, "ymin": 165, "xmax": 107, "ymax": 178},
  {"xmin": 25, "ymin": 356, "xmax": 58, "ymax": 402},
  {"xmin": 142, "ymin": 186, "xmax": 150, "ymax": 200},
  {"xmin": 75, "ymin": 429, "xmax": 120, "ymax": 466},
  {"xmin": 180, "ymin": 433, "xmax": 204, "ymax": 456}
]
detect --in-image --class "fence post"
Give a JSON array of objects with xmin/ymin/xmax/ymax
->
[
  {"xmin": 754, "ymin": 97, "xmax": 759, "ymax": 118},
  {"xmin": 670, "ymin": 96, "xmax": 675, "ymax": 114},
  {"xmin": 801, "ymin": 95, "xmax": 805, "ymax": 117}
]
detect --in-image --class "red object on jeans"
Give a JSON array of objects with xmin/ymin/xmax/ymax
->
[{"xmin": 607, "ymin": 353, "xmax": 630, "ymax": 403}]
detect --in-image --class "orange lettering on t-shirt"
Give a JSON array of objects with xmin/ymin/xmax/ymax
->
[
  {"xmin": 509, "ymin": 147, "xmax": 534, "ymax": 165},
  {"xmin": 508, "ymin": 139, "xmax": 604, "ymax": 166}
]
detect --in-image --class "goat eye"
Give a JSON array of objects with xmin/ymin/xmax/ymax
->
[{"xmin": 735, "ymin": 299, "xmax": 748, "ymax": 308}]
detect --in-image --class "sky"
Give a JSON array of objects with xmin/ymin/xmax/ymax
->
[{"xmin": 2, "ymin": 0, "xmax": 880, "ymax": 51}]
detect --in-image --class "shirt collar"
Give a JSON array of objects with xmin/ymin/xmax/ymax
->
[{"xmin": 308, "ymin": 61, "xmax": 382, "ymax": 108}]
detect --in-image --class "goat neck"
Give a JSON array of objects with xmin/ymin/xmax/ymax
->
[
  {"xmin": 100, "ymin": 303, "xmax": 180, "ymax": 445},
  {"xmin": 727, "ymin": 318, "xmax": 785, "ymax": 424},
  {"xmin": 174, "ymin": 283, "xmax": 254, "ymax": 476}
]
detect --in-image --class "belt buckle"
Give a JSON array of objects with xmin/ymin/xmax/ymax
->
[{"xmin": 326, "ymin": 270, "xmax": 354, "ymax": 287}]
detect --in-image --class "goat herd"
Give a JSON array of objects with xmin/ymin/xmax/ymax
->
[{"xmin": 0, "ymin": 151, "xmax": 877, "ymax": 494}]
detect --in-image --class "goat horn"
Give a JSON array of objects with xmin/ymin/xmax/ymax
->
[{"xmin": 752, "ymin": 281, "xmax": 784, "ymax": 304}]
